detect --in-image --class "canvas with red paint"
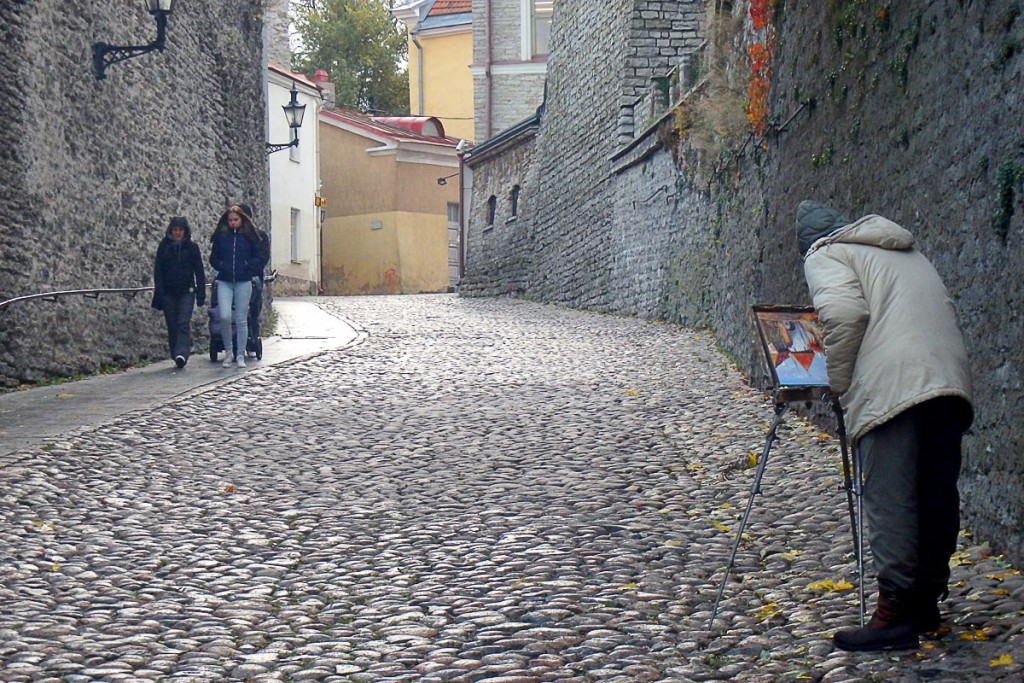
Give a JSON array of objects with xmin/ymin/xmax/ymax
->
[{"xmin": 752, "ymin": 306, "xmax": 830, "ymax": 388}]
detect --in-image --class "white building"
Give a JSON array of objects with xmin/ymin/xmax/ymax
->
[{"xmin": 267, "ymin": 65, "xmax": 323, "ymax": 295}]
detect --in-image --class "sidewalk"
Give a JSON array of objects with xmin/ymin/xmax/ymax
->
[{"xmin": 0, "ymin": 297, "xmax": 361, "ymax": 456}]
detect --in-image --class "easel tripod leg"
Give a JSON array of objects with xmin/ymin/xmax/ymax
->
[
  {"xmin": 708, "ymin": 402, "xmax": 788, "ymax": 630},
  {"xmin": 833, "ymin": 401, "xmax": 865, "ymax": 627}
]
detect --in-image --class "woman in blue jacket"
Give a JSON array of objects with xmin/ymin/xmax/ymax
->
[{"xmin": 209, "ymin": 205, "xmax": 263, "ymax": 368}]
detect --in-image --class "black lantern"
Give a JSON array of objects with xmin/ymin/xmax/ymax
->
[
  {"xmin": 267, "ymin": 85, "xmax": 308, "ymax": 156},
  {"xmin": 93, "ymin": 0, "xmax": 176, "ymax": 81}
]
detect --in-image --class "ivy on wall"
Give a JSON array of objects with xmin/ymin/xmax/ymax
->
[{"xmin": 746, "ymin": 0, "xmax": 775, "ymax": 137}]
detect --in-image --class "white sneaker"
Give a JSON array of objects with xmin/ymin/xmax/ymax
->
[
  {"xmin": 236, "ymin": 356, "xmax": 247, "ymax": 368},
  {"xmin": 222, "ymin": 354, "xmax": 234, "ymax": 368}
]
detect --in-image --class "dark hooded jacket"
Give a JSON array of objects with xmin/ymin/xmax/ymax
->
[
  {"xmin": 210, "ymin": 205, "xmax": 263, "ymax": 282},
  {"xmin": 152, "ymin": 217, "xmax": 206, "ymax": 309}
]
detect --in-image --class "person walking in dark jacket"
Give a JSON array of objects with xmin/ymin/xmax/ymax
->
[
  {"xmin": 152, "ymin": 216, "xmax": 206, "ymax": 368},
  {"xmin": 210, "ymin": 205, "xmax": 263, "ymax": 368}
]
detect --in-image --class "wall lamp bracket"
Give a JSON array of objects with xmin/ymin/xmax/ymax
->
[
  {"xmin": 93, "ymin": 0, "xmax": 175, "ymax": 81},
  {"xmin": 267, "ymin": 83, "xmax": 308, "ymax": 156},
  {"xmin": 437, "ymin": 172, "xmax": 460, "ymax": 186}
]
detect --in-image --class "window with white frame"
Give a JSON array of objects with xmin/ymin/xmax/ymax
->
[
  {"xmin": 524, "ymin": 0, "xmax": 553, "ymax": 58},
  {"xmin": 290, "ymin": 208, "xmax": 300, "ymax": 261}
]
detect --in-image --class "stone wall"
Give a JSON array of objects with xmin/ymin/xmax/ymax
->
[
  {"xmin": 461, "ymin": 122, "xmax": 540, "ymax": 297},
  {"xmin": 0, "ymin": 0, "xmax": 268, "ymax": 386},
  {"xmin": 461, "ymin": 0, "xmax": 1024, "ymax": 562}
]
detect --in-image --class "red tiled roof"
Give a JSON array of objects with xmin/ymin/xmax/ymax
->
[
  {"xmin": 428, "ymin": 0, "xmax": 471, "ymax": 16},
  {"xmin": 320, "ymin": 108, "xmax": 462, "ymax": 147}
]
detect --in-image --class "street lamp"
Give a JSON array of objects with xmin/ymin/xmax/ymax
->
[
  {"xmin": 93, "ymin": 0, "xmax": 175, "ymax": 81},
  {"xmin": 266, "ymin": 85, "xmax": 308, "ymax": 156}
]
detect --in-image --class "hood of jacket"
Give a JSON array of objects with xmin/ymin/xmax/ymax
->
[
  {"xmin": 803, "ymin": 214, "xmax": 914, "ymax": 259},
  {"xmin": 164, "ymin": 216, "xmax": 193, "ymax": 242}
]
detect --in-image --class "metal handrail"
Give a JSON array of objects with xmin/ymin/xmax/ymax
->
[
  {"xmin": 0, "ymin": 287, "xmax": 156, "ymax": 311},
  {"xmin": 0, "ymin": 271, "xmax": 276, "ymax": 312}
]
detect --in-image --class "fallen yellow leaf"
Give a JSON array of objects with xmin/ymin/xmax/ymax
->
[
  {"xmin": 711, "ymin": 521, "xmax": 731, "ymax": 533},
  {"xmin": 56, "ymin": 393, "xmax": 73, "ymax": 398},
  {"xmin": 806, "ymin": 579, "xmax": 854, "ymax": 592},
  {"xmin": 987, "ymin": 570, "xmax": 1021, "ymax": 581},
  {"xmin": 745, "ymin": 453, "xmax": 758, "ymax": 468},
  {"xmin": 949, "ymin": 551, "xmax": 975, "ymax": 566},
  {"xmin": 990, "ymin": 654, "xmax": 1014, "ymax": 667},
  {"xmin": 960, "ymin": 628, "xmax": 989, "ymax": 641},
  {"xmin": 624, "ymin": 389, "xmax": 641, "ymax": 396},
  {"xmin": 664, "ymin": 540, "xmax": 682, "ymax": 547},
  {"xmin": 754, "ymin": 602, "xmax": 782, "ymax": 621}
]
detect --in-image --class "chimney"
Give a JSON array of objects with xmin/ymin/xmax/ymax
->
[{"xmin": 312, "ymin": 69, "xmax": 336, "ymax": 109}]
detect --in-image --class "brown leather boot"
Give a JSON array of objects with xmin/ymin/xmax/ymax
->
[{"xmin": 833, "ymin": 590, "xmax": 919, "ymax": 651}]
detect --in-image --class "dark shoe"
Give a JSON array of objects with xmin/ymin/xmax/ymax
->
[
  {"xmin": 174, "ymin": 355, "xmax": 186, "ymax": 369},
  {"xmin": 912, "ymin": 586, "xmax": 946, "ymax": 633},
  {"xmin": 833, "ymin": 590, "xmax": 919, "ymax": 652}
]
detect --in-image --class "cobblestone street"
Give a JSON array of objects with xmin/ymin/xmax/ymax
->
[{"xmin": 1, "ymin": 294, "xmax": 1022, "ymax": 682}]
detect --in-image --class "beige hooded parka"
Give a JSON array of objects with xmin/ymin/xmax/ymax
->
[{"xmin": 802, "ymin": 214, "xmax": 973, "ymax": 443}]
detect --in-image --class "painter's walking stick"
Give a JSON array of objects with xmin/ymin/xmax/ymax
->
[{"xmin": 708, "ymin": 400, "xmax": 788, "ymax": 629}]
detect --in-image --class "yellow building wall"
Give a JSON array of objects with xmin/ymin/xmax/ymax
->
[
  {"xmin": 319, "ymin": 120, "xmax": 460, "ymax": 296},
  {"xmin": 322, "ymin": 212, "xmax": 449, "ymax": 295},
  {"xmin": 320, "ymin": 125, "xmax": 399, "ymax": 217},
  {"xmin": 396, "ymin": 211, "xmax": 449, "ymax": 293},
  {"xmin": 408, "ymin": 30, "xmax": 474, "ymax": 142}
]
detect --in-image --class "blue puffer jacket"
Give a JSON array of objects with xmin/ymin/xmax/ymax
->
[{"xmin": 210, "ymin": 230, "xmax": 259, "ymax": 282}]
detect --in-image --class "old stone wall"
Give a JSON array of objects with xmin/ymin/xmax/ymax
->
[
  {"xmin": 461, "ymin": 129, "xmax": 539, "ymax": 297},
  {"xmin": 0, "ymin": 0, "xmax": 268, "ymax": 386},
  {"xmin": 461, "ymin": 0, "xmax": 1024, "ymax": 562}
]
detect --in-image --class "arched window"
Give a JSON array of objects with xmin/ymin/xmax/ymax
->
[
  {"xmin": 510, "ymin": 185, "xmax": 521, "ymax": 218},
  {"xmin": 486, "ymin": 195, "xmax": 497, "ymax": 226}
]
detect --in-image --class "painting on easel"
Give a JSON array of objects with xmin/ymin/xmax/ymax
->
[{"xmin": 751, "ymin": 305, "xmax": 830, "ymax": 389}]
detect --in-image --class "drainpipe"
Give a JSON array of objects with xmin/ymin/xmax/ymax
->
[
  {"xmin": 412, "ymin": 29, "xmax": 424, "ymax": 116},
  {"xmin": 458, "ymin": 149, "xmax": 466, "ymax": 282},
  {"xmin": 484, "ymin": 0, "xmax": 493, "ymax": 138}
]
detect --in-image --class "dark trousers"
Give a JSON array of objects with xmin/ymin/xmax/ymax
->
[
  {"xmin": 860, "ymin": 397, "xmax": 965, "ymax": 596},
  {"xmin": 162, "ymin": 292, "xmax": 196, "ymax": 360}
]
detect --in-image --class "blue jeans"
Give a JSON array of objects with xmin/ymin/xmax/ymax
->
[{"xmin": 216, "ymin": 279, "xmax": 252, "ymax": 358}]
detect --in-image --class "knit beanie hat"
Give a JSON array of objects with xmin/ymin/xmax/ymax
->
[{"xmin": 796, "ymin": 200, "xmax": 851, "ymax": 256}]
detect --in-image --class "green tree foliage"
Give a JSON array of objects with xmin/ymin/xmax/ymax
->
[{"xmin": 293, "ymin": 0, "xmax": 409, "ymax": 114}]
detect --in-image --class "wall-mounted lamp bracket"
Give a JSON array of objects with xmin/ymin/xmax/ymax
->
[
  {"xmin": 93, "ymin": 1, "xmax": 174, "ymax": 81},
  {"xmin": 267, "ymin": 83, "xmax": 307, "ymax": 156}
]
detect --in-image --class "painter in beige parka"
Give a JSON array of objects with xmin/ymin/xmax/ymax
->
[
  {"xmin": 799, "ymin": 202, "xmax": 976, "ymax": 651},
  {"xmin": 802, "ymin": 213, "xmax": 974, "ymax": 444}
]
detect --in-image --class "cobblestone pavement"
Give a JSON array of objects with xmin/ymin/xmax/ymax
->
[{"xmin": 1, "ymin": 294, "xmax": 1022, "ymax": 683}]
